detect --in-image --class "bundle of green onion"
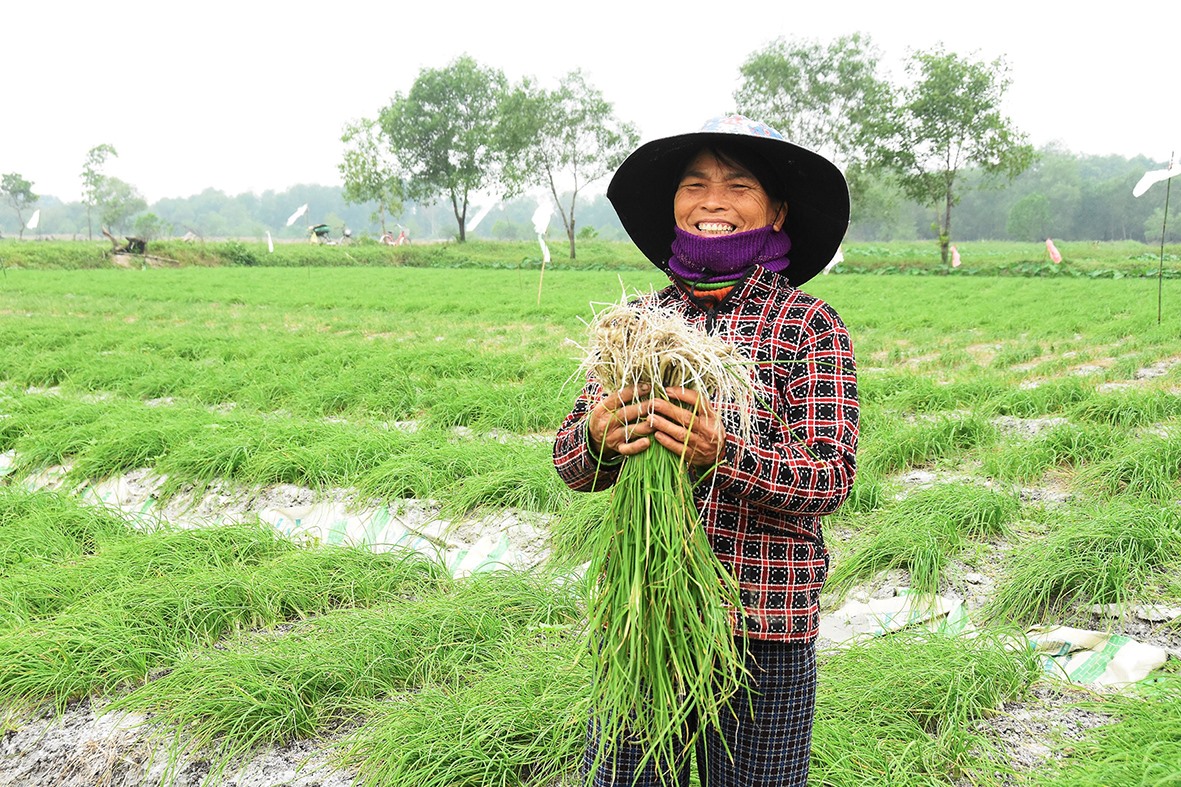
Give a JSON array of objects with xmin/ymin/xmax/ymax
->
[{"xmin": 578, "ymin": 298, "xmax": 755, "ymax": 781}]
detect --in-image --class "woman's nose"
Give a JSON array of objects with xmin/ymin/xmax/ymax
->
[{"xmin": 699, "ymin": 184, "xmax": 728, "ymax": 209}]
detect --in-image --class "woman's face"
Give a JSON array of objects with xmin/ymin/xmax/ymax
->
[{"xmin": 673, "ymin": 150, "xmax": 785, "ymax": 238}]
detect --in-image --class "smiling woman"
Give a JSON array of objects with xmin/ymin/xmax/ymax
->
[
  {"xmin": 674, "ymin": 149, "xmax": 787, "ymax": 236},
  {"xmin": 555, "ymin": 115, "xmax": 858, "ymax": 787},
  {"xmin": 669, "ymin": 148, "xmax": 790, "ymax": 283}
]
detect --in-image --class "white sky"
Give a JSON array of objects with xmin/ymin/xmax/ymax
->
[{"xmin": 4, "ymin": 0, "xmax": 1176, "ymax": 204}]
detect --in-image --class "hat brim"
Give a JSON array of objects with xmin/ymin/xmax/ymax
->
[{"xmin": 606, "ymin": 131, "xmax": 850, "ymax": 287}]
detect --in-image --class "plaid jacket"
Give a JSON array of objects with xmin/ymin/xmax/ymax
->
[{"xmin": 553, "ymin": 266, "xmax": 859, "ymax": 642}]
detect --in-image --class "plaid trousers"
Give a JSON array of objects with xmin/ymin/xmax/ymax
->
[{"xmin": 583, "ymin": 638, "xmax": 818, "ymax": 787}]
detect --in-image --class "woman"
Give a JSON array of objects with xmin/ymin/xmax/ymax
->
[{"xmin": 553, "ymin": 115, "xmax": 859, "ymax": 786}]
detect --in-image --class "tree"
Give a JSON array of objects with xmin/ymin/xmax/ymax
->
[
  {"xmin": 503, "ymin": 70, "xmax": 639, "ymax": 259},
  {"xmin": 1, "ymin": 173, "xmax": 38, "ymax": 239},
  {"xmin": 735, "ymin": 33, "xmax": 892, "ymax": 170},
  {"xmin": 871, "ymin": 48, "xmax": 1034, "ymax": 266},
  {"xmin": 379, "ymin": 55, "xmax": 514, "ymax": 242},
  {"xmin": 97, "ymin": 177, "xmax": 147, "ymax": 235},
  {"xmin": 132, "ymin": 212, "xmax": 168, "ymax": 241},
  {"xmin": 1006, "ymin": 193, "xmax": 1051, "ymax": 241},
  {"xmin": 339, "ymin": 117, "xmax": 403, "ymax": 234},
  {"xmin": 81, "ymin": 144, "xmax": 118, "ymax": 241}
]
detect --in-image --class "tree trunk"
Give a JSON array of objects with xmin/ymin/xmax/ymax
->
[
  {"xmin": 451, "ymin": 191, "xmax": 467, "ymax": 242},
  {"xmin": 565, "ymin": 194, "xmax": 578, "ymax": 260},
  {"xmin": 547, "ymin": 168, "xmax": 579, "ymax": 260}
]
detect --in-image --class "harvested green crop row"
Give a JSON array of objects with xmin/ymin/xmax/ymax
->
[
  {"xmin": 0, "ymin": 491, "xmax": 445, "ymax": 710},
  {"xmin": 111, "ymin": 570, "xmax": 581, "ymax": 782},
  {"xmin": 1038, "ymin": 675, "xmax": 1181, "ymax": 786},
  {"xmin": 827, "ymin": 482, "xmax": 1021, "ymax": 600},
  {"xmin": 985, "ymin": 498, "xmax": 1181, "ymax": 627}
]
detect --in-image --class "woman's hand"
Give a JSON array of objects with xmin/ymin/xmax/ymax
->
[
  {"xmin": 588, "ymin": 385, "xmax": 726, "ymax": 471},
  {"xmin": 587, "ymin": 384, "xmax": 656, "ymax": 460},
  {"xmin": 647, "ymin": 386, "xmax": 727, "ymax": 470}
]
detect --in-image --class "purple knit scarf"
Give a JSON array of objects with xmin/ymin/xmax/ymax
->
[{"xmin": 667, "ymin": 225, "xmax": 791, "ymax": 283}]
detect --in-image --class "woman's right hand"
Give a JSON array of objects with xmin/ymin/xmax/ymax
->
[{"xmin": 586, "ymin": 384, "xmax": 654, "ymax": 460}]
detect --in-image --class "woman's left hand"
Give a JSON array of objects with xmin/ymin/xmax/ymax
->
[{"xmin": 646, "ymin": 386, "xmax": 727, "ymax": 471}]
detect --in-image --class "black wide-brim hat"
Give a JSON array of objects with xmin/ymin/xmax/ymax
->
[{"xmin": 606, "ymin": 115, "xmax": 850, "ymax": 287}]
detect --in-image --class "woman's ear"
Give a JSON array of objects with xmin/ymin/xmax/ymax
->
[{"xmin": 773, "ymin": 202, "xmax": 788, "ymax": 232}]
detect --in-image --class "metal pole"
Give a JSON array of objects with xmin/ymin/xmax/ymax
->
[{"xmin": 1159, "ymin": 154, "xmax": 1173, "ymax": 325}]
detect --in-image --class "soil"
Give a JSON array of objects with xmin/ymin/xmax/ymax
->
[{"xmin": 1, "ymin": 698, "xmax": 357, "ymax": 786}]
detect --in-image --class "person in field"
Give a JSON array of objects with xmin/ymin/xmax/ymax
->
[{"xmin": 553, "ymin": 115, "xmax": 860, "ymax": 786}]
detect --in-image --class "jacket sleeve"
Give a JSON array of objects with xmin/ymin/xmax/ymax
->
[
  {"xmin": 553, "ymin": 376, "xmax": 625, "ymax": 492},
  {"xmin": 707, "ymin": 302, "xmax": 859, "ymax": 517}
]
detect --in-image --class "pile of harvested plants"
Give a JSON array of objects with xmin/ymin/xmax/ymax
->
[{"xmin": 578, "ymin": 296, "xmax": 756, "ymax": 778}]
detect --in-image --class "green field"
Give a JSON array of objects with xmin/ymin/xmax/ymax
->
[
  {"xmin": 2, "ymin": 236, "xmax": 1180, "ymax": 279},
  {"xmin": 1, "ymin": 266, "xmax": 1179, "ymax": 786}
]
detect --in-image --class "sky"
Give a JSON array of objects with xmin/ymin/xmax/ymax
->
[{"xmin": 4, "ymin": 0, "xmax": 1176, "ymax": 205}]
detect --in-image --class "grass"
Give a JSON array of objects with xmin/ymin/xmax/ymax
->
[
  {"xmin": 0, "ymin": 498, "xmax": 444, "ymax": 709},
  {"xmin": 4, "ymin": 238, "xmax": 1179, "ymax": 279},
  {"xmin": 984, "ymin": 499, "xmax": 1181, "ymax": 627},
  {"xmin": 1072, "ymin": 430, "xmax": 1181, "ymax": 502},
  {"xmin": 826, "ymin": 482, "xmax": 1021, "ymax": 600},
  {"xmin": 1037, "ymin": 675, "xmax": 1181, "ymax": 786},
  {"xmin": 336, "ymin": 628, "xmax": 588, "ymax": 787},
  {"xmin": 982, "ymin": 421, "xmax": 1125, "ymax": 484},
  {"xmin": 3, "ymin": 267, "xmax": 1181, "ymax": 785},
  {"xmin": 111, "ymin": 569, "xmax": 579, "ymax": 782},
  {"xmin": 0, "ymin": 485, "xmax": 134, "ymax": 570},
  {"xmin": 813, "ymin": 628, "xmax": 1039, "ymax": 785},
  {"xmin": 857, "ymin": 412, "xmax": 1000, "ymax": 478}
]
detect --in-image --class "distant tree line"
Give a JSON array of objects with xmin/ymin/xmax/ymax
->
[
  {"xmin": 3, "ymin": 34, "xmax": 1177, "ymax": 248},
  {"xmin": 3, "ymin": 146, "xmax": 1173, "ymax": 247}
]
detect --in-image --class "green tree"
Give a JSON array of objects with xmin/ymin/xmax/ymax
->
[
  {"xmin": 339, "ymin": 117, "xmax": 403, "ymax": 235},
  {"xmin": 97, "ymin": 177, "xmax": 147, "ymax": 235},
  {"xmin": 503, "ymin": 70, "xmax": 639, "ymax": 258},
  {"xmin": 1006, "ymin": 193, "xmax": 1051, "ymax": 240},
  {"xmin": 379, "ymin": 55, "xmax": 513, "ymax": 242},
  {"xmin": 872, "ymin": 48, "xmax": 1034, "ymax": 266},
  {"xmin": 132, "ymin": 212, "xmax": 168, "ymax": 241},
  {"xmin": 1, "ymin": 173, "xmax": 38, "ymax": 239},
  {"xmin": 735, "ymin": 33, "xmax": 891, "ymax": 170},
  {"xmin": 81, "ymin": 144, "xmax": 118, "ymax": 241},
  {"xmin": 842, "ymin": 163, "xmax": 915, "ymax": 240}
]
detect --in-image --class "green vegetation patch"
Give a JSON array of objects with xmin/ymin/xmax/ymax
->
[
  {"xmin": 985, "ymin": 499, "xmax": 1181, "ymax": 627},
  {"xmin": 827, "ymin": 482, "xmax": 1021, "ymax": 599},
  {"xmin": 1039, "ymin": 676, "xmax": 1181, "ymax": 787},
  {"xmin": 812, "ymin": 629, "xmax": 1039, "ymax": 785}
]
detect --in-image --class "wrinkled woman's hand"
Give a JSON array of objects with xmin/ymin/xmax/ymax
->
[
  {"xmin": 646, "ymin": 386, "xmax": 727, "ymax": 470},
  {"xmin": 587, "ymin": 385, "xmax": 726, "ymax": 471},
  {"xmin": 586, "ymin": 384, "xmax": 656, "ymax": 460}
]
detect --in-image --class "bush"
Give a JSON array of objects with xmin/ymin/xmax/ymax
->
[{"xmin": 223, "ymin": 241, "xmax": 259, "ymax": 267}]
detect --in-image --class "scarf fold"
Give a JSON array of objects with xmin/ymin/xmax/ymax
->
[{"xmin": 667, "ymin": 225, "xmax": 791, "ymax": 283}]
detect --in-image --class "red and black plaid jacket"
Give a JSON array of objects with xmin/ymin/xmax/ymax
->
[{"xmin": 553, "ymin": 265, "xmax": 859, "ymax": 643}]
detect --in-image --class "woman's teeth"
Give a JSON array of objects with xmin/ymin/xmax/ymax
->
[{"xmin": 696, "ymin": 222, "xmax": 734, "ymax": 234}]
